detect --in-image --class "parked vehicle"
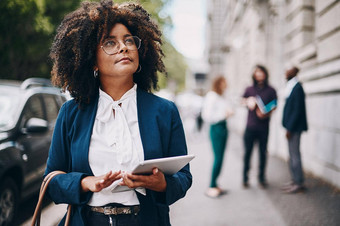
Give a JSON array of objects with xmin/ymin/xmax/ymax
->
[{"xmin": 0, "ymin": 78, "xmax": 67, "ymax": 225}]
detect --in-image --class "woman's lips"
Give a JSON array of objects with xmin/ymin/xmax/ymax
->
[{"xmin": 117, "ymin": 57, "xmax": 131, "ymax": 63}]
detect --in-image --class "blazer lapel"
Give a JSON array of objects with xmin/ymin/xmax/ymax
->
[
  {"xmin": 75, "ymin": 96, "xmax": 98, "ymax": 175},
  {"xmin": 136, "ymin": 88, "xmax": 156, "ymax": 161}
]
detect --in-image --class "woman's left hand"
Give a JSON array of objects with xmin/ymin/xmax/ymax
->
[{"xmin": 120, "ymin": 168, "xmax": 167, "ymax": 192}]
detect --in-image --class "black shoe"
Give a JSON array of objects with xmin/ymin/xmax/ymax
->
[
  {"xmin": 243, "ymin": 182, "xmax": 250, "ymax": 189},
  {"xmin": 259, "ymin": 181, "xmax": 268, "ymax": 189}
]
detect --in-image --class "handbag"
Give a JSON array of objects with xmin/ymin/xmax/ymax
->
[{"xmin": 31, "ymin": 170, "xmax": 71, "ymax": 226}]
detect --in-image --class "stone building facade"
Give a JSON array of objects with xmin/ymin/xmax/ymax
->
[{"xmin": 206, "ymin": 0, "xmax": 340, "ymax": 187}]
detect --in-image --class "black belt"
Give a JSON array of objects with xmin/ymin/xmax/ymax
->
[{"xmin": 90, "ymin": 205, "xmax": 140, "ymax": 215}]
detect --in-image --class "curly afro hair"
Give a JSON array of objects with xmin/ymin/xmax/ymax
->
[{"xmin": 50, "ymin": 0, "xmax": 166, "ymax": 107}]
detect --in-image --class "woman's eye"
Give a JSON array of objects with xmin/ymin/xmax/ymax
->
[
  {"xmin": 125, "ymin": 38, "xmax": 135, "ymax": 45},
  {"xmin": 104, "ymin": 40, "xmax": 116, "ymax": 47}
]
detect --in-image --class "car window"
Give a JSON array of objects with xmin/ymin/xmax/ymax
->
[
  {"xmin": 21, "ymin": 94, "xmax": 44, "ymax": 128},
  {"xmin": 0, "ymin": 92, "xmax": 20, "ymax": 130},
  {"xmin": 42, "ymin": 94, "xmax": 59, "ymax": 123}
]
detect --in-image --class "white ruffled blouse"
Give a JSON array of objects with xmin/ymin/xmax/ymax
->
[{"xmin": 88, "ymin": 84, "xmax": 145, "ymax": 206}]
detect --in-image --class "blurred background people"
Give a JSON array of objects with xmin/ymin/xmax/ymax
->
[
  {"xmin": 202, "ymin": 76, "xmax": 233, "ymax": 197},
  {"xmin": 281, "ymin": 66, "xmax": 308, "ymax": 193},
  {"xmin": 242, "ymin": 65, "xmax": 277, "ymax": 189}
]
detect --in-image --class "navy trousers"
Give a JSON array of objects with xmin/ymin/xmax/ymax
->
[{"xmin": 243, "ymin": 128, "xmax": 269, "ymax": 183}]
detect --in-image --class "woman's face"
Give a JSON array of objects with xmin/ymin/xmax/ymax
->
[
  {"xmin": 220, "ymin": 79, "xmax": 227, "ymax": 91},
  {"xmin": 95, "ymin": 23, "xmax": 139, "ymax": 81}
]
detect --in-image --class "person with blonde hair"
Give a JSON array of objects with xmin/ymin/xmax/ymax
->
[{"xmin": 202, "ymin": 76, "xmax": 233, "ymax": 198}]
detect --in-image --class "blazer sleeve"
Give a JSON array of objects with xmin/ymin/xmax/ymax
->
[
  {"xmin": 285, "ymin": 85, "xmax": 305, "ymax": 132},
  {"xmin": 44, "ymin": 102, "xmax": 93, "ymax": 205},
  {"xmin": 163, "ymin": 102, "xmax": 192, "ymax": 206}
]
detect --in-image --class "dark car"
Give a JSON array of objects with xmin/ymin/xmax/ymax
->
[{"xmin": 0, "ymin": 78, "xmax": 67, "ymax": 225}]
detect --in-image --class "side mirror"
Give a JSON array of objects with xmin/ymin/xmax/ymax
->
[{"xmin": 24, "ymin": 118, "xmax": 48, "ymax": 133}]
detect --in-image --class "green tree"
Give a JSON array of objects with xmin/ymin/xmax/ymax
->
[
  {"xmin": 159, "ymin": 39, "xmax": 187, "ymax": 93},
  {"xmin": 0, "ymin": 0, "xmax": 41, "ymax": 79},
  {"xmin": 114, "ymin": 0, "xmax": 172, "ymax": 30},
  {"xmin": 0, "ymin": 0, "xmax": 81, "ymax": 80}
]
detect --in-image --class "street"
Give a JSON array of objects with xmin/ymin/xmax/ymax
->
[
  {"xmin": 22, "ymin": 128, "xmax": 340, "ymax": 226},
  {"xmin": 170, "ymin": 128, "xmax": 340, "ymax": 226}
]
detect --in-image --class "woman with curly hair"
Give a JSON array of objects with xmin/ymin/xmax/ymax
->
[{"xmin": 45, "ymin": 1, "xmax": 192, "ymax": 225}]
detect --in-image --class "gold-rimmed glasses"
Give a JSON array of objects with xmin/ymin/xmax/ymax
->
[{"xmin": 100, "ymin": 36, "xmax": 141, "ymax": 55}]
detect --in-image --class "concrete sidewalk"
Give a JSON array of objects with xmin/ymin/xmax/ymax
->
[
  {"xmin": 170, "ymin": 130, "xmax": 340, "ymax": 226},
  {"xmin": 23, "ymin": 130, "xmax": 340, "ymax": 226},
  {"xmin": 22, "ymin": 203, "xmax": 67, "ymax": 226}
]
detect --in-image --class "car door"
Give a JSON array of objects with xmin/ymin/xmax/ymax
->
[
  {"xmin": 41, "ymin": 93, "xmax": 61, "ymax": 162},
  {"xmin": 17, "ymin": 94, "xmax": 50, "ymax": 190}
]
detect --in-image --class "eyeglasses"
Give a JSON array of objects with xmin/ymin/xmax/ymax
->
[{"xmin": 101, "ymin": 36, "xmax": 141, "ymax": 55}]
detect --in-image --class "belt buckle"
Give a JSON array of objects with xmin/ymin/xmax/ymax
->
[
  {"xmin": 104, "ymin": 206, "xmax": 117, "ymax": 215},
  {"xmin": 133, "ymin": 206, "xmax": 139, "ymax": 215}
]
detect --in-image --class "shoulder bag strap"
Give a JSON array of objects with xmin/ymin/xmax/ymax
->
[{"xmin": 31, "ymin": 170, "xmax": 71, "ymax": 226}]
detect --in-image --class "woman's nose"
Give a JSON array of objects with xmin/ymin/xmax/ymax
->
[
  {"xmin": 118, "ymin": 41, "xmax": 128, "ymax": 53},
  {"xmin": 118, "ymin": 48, "xmax": 128, "ymax": 53}
]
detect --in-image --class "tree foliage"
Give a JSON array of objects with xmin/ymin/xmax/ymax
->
[
  {"xmin": 159, "ymin": 39, "xmax": 187, "ymax": 93},
  {"xmin": 0, "ymin": 0, "xmax": 187, "ymax": 92},
  {"xmin": 0, "ymin": 0, "xmax": 82, "ymax": 80}
]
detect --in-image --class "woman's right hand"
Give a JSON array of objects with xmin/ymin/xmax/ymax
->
[{"xmin": 81, "ymin": 171, "xmax": 122, "ymax": 193}]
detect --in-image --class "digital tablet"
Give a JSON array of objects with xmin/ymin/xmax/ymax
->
[
  {"xmin": 110, "ymin": 155, "xmax": 195, "ymax": 193},
  {"xmin": 132, "ymin": 154, "xmax": 195, "ymax": 175}
]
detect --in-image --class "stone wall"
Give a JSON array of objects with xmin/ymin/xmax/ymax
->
[{"xmin": 297, "ymin": 0, "xmax": 340, "ymax": 187}]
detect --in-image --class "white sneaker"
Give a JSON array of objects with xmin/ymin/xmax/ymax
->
[{"xmin": 205, "ymin": 187, "xmax": 227, "ymax": 198}]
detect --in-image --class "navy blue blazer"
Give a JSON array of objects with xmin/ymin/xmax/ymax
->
[
  {"xmin": 282, "ymin": 82, "xmax": 308, "ymax": 132},
  {"xmin": 45, "ymin": 88, "xmax": 192, "ymax": 226}
]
